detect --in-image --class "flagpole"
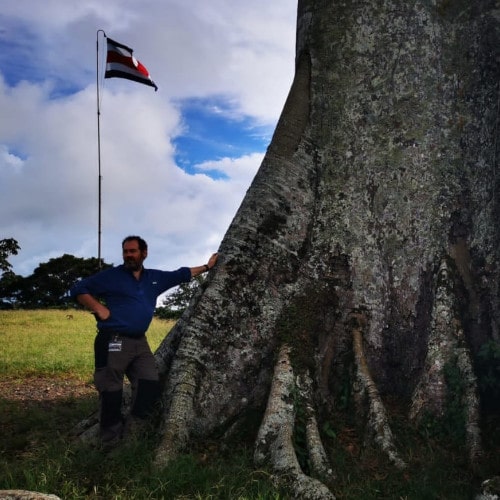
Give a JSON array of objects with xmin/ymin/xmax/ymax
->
[
  {"xmin": 95, "ymin": 32, "xmax": 157, "ymax": 269},
  {"xmin": 96, "ymin": 30, "xmax": 105, "ymax": 268}
]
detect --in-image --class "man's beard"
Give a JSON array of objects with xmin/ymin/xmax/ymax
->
[{"xmin": 124, "ymin": 258, "xmax": 142, "ymax": 271}]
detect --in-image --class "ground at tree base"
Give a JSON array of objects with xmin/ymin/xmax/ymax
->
[
  {"xmin": 1, "ymin": 376, "xmax": 499, "ymax": 499},
  {"xmin": 0, "ymin": 377, "xmax": 95, "ymax": 407}
]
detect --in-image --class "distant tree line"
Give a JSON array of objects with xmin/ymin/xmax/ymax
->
[
  {"xmin": 0, "ymin": 240, "xmax": 111, "ymax": 308},
  {"xmin": 155, "ymin": 275, "xmax": 205, "ymax": 319},
  {"xmin": 0, "ymin": 238, "xmax": 199, "ymax": 315}
]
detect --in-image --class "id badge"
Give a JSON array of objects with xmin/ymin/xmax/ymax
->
[{"xmin": 108, "ymin": 339, "xmax": 122, "ymax": 352}]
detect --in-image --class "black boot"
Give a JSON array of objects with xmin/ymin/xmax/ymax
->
[
  {"xmin": 100, "ymin": 389, "xmax": 123, "ymax": 442},
  {"xmin": 131, "ymin": 379, "xmax": 160, "ymax": 419}
]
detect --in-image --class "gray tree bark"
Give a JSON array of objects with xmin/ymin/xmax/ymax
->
[{"xmin": 153, "ymin": 1, "xmax": 499, "ymax": 496}]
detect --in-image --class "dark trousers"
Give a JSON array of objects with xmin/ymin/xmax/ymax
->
[{"xmin": 94, "ymin": 333, "xmax": 161, "ymax": 438}]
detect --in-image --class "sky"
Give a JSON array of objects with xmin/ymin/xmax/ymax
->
[{"xmin": 0, "ymin": 0, "xmax": 296, "ymax": 278}]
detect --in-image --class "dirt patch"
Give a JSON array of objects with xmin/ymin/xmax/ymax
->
[{"xmin": 0, "ymin": 377, "xmax": 95, "ymax": 406}]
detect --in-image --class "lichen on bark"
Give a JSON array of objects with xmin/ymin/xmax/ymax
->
[
  {"xmin": 151, "ymin": 3, "xmax": 499, "ymax": 497},
  {"xmin": 76, "ymin": 2, "xmax": 500, "ymax": 497}
]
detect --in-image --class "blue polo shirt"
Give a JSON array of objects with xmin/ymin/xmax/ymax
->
[{"xmin": 70, "ymin": 264, "xmax": 191, "ymax": 336}]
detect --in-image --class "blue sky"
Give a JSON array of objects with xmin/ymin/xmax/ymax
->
[
  {"xmin": 0, "ymin": 1, "xmax": 295, "ymax": 276},
  {"xmin": 173, "ymin": 97, "xmax": 274, "ymax": 175}
]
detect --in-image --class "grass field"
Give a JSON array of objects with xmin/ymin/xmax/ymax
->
[
  {"xmin": 0, "ymin": 309, "xmax": 172, "ymax": 379},
  {"xmin": 0, "ymin": 310, "xmax": 498, "ymax": 499},
  {"xmin": 0, "ymin": 310, "xmax": 283, "ymax": 499}
]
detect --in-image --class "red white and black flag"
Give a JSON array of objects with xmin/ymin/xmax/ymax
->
[{"xmin": 104, "ymin": 37, "xmax": 158, "ymax": 91}]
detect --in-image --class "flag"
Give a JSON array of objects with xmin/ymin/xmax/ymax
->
[{"xmin": 104, "ymin": 37, "xmax": 158, "ymax": 91}]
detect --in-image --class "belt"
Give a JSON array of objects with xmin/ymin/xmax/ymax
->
[{"xmin": 98, "ymin": 330, "xmax": 145, "ymax": 339}]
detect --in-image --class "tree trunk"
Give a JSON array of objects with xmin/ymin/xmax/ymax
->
[{"xmin": 153, "ymin": 1, "xmax": 499, "ymax": 496}]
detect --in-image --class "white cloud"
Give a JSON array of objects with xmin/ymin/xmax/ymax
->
[
  {"xmin": 0, "ymin": 145, "xmax": 24, "ymax": 170},
  {"xmin": 0, "ymin": 0, "xmax": 296, "ymax": 277}
]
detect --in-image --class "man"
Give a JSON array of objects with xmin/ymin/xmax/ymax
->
[{"xmin": 70, "ymin": 235, "xmax": 218, "ymax": 444}]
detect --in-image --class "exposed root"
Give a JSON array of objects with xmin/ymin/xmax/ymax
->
[
  {"xmin": 255, "ymin": 344, "xmax": 335, "ymax": 499},
  {"xmin": 155, "ymin": 320, "xmax": 187, "ymax": 377},
  {"xmin": 73, "ymin": 385, "xmax": 133, "ymax": 444},
  {"xmin": 71, "ymin": 413, "xmax": 99, "ymax": 442},
  {"xmin": 297, "ymin": 373, "xmax": 335, "ymax": 481},
  {"xmin": 456, "ymin": 345, "xmax": 482, "ymax": 462},
  {"xmin": 154, "ymin": 358, "xmax": 198, "ymax": 467},
  {"xmin": 350, "ymin": 314, "xmax": 407, "ymax": 470},
  {"xmin": 476, "ymin": 477, "xmax": 500, "ymax": 499},
  {"xmin": 410, "ymin": 259, "xmax": 457, "ymax": 421},
  {"xmin": 410, "ymin": 258, "xmax": 482, "ymax": 463}
]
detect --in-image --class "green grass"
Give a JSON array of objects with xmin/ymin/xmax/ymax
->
[
  {"xmin": 0, "ymin": 309, "xmax": 284, "ymax": 499},
  {"xmin": 0, "ymin": 398, "xmax": 282, "ymax": 499},
  {"xmin": 0, "ymin": 310, "xmax": 498, "ymax": 499},
  {"xmin": 0, "ymin": 309, "xmax": 173, "ymax": 379}
]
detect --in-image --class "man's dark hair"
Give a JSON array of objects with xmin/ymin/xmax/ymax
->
[{"xmin": 122, "ymin": 235, "xmax": 148, "ymax": 252}]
